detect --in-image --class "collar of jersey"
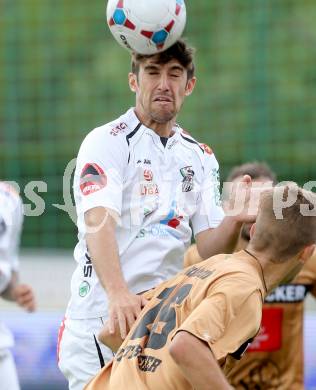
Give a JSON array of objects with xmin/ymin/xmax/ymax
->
[
  {"xmin": 236, "ymin": 250, "xmax": 268, "ymax": 295},
  {"xmin": 127, "ymin": 107, "xmax": 181, "ymax": 146}
]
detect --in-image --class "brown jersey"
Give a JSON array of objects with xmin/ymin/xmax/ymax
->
[
  {"xmin": 228, "ymin": 253, "xmax": 316, "ymax": 390},
  {"xmin": 85, "ymin": 251, "xmax": 266, "ymax": 390}
]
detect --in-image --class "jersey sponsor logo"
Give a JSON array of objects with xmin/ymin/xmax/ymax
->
[
  {"xmin": 140, "ymin": 183, "xmax": 159, "ymax": 196},
  {"xmin": 109, "ymin": 122, "xmax": 127, "ymax": 136},
  {"xmin": 136, "ymin": 224, "xmax": 169, "ymax": 239},
  {"xmin": 248, "ymin": 307, "xmax": 282, "ymax": 352},
  {"xmin": 83, "ymin": 252, "xmax": 93, "ymax": 278},
  {"xmin": 137, "ymin": 355, "xmax": 162, "ymax": 372},
  {"xmin": 143, "ymin": 169, "xmax": 153, "ymax": 182},
  {"xmin": 114, "ymin": 284, "xmax": 192, "ymax": 373},
  {"xmin": 264, "ymin": 284, "xmax": 308, "ymax": 303},
  {"xmin": 185, "ymin": 266, "xmax": 213, "ymax": 280},
  {"xmin": 160, "ymin": 200, "xmax": 183, "ymax": 229},
  {"xmin": 199, "ymin": 143, "xmax": 213, "ymax": 155},
  {"xmin": 180, "ymin": 166, "xmax": 195, "ymax": 192},
  {"xmin": 80, "ymin": 163, "xmax": 107, "ymax": 196},
  {"xmin": 79, "ymin": 281, "xmax": 90, "ymax": 297},
  {"xmin": 115, "ymin": 344, "xmax": 162, "ymax": 372}
]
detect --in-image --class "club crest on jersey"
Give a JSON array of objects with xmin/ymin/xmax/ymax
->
[
  {"xmin": 80, "ymin": 163, "xmax": 107, "ymax": 196},
  {"xmin": 180, "ymin": 166, "xmax": 195, "ymax": 192}
]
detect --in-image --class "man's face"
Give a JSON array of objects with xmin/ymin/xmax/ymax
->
[{"xmin": 129, "ymin": 57, "xmax": 196, "ymax": 124}]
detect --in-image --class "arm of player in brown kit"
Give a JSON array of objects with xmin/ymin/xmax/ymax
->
[
  {"xmin": 98, "ymin": 323, "xmax": 124, "ymax": 353},
  {"xmin": 169, "ymin": 331, "xmax": 233, "ymax": 390}
]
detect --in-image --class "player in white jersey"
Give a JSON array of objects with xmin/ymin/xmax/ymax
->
[
  {"xmin": 0, "ymin": 182, "xmax": 36, "ymax": 390},
  {"xmin": 58, "ymin": 40, "xmax": 255, "ymax": 390}
]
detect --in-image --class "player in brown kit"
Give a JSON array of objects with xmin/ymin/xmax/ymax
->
[
  {"xmin": 185, "ymin": 162, "xmax": 316, "ymax": 390},
  {"xmin": 85, "ymin": 184, "xmax": 316, "ymax": 389}
]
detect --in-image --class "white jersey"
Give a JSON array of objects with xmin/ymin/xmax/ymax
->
[
  {"xmin": 0, "ymin": 182, "xmax": 23, "ymax": 349},
  {"xmin": 66, "ymin": 108, "xmax": 224, "ymax": 319}
]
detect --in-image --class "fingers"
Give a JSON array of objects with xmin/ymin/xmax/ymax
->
[
  {"xmin": 242, "ymin": 174, "xmax": 252, "ymax": 185},
  {"xmin": 14, "ymin": 285, "xmax": 36, "ymax": 312},
  {"xmin": 141, "ymin": 295, "xmax": 149, "ymax": 308},
  {"xmin": 117, "ymin": 310, "xmax": 127, "ymax": 339},
  {"xmin": 108, "ymin": 311, "xmax": 116, "ymax": 334},
  {"xmin": 118, "ymin": 305, "xmax": 139, "ymax": 339},
  {"xmin": 109, "ymin": 295, "xmax": 146, "ymax": 339}
]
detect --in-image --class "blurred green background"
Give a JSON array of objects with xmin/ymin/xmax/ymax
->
[{"xmin": 1, "ymin": 0, "xmax": 316, "ymax": 249}]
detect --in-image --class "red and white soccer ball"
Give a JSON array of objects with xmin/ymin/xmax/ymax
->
[{"xmin": 106, "ymin": 0, "xmax": 186, "ymax": 55}]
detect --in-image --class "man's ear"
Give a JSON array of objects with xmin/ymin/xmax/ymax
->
[
  {"xmin": 249, "ymin": 223, "xmax": 256, "ymax": 239},
  {"xmin": 128, "ymin": 72, "xmax": 138, "ymax": 93},
  {"xmin": 299, "ymin": 244, "xmax": 316, "ymax": 263},
  {"xmin": 185, "ymin": 76, "xmax": 196, "ymax": 96}
]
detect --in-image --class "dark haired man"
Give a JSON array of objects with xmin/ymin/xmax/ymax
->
[
  {"xmin": 86, "ymin": 185, "xmax": 316, "ymax": 390},
  {"xmin": 58, "ymin": 40, "xmax": 253, "ymax": 389}
]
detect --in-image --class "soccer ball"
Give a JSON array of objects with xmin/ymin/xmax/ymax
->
[{"xmin": 106, "ymin": 0, "xmax": 186, "ymax": 55}]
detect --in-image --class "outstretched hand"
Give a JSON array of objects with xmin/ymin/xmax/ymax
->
[
  {"xmin": 108, "ymin": 290, "xmax": 148, "ymax": 340},
  {"xmin": 224, "ymin": 174, "xmax": 270, "ymax": 224}
]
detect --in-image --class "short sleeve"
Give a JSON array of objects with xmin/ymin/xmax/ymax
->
[
  {"xmin": 174, "ymin": 280, "xmax": 262, "ymax": 362},
  {"xmin": 74, "ymin": 126, "xmax": 129, "ymax": 216},
  {"xmin": 191, "ymin": 152, "xmax": 224, "ymax": 235}
]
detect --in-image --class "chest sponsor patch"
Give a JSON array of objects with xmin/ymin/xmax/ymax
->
[
  {"xmin": 80, "ymin": 163, "xmax": 107, "ymax": 196},
  {"xmin": 265, "ymin": 284, "xmax": 309, "ymax": 303},
  {"xmin": 248, "ymin": 307, "xmax": 283, "ymax": 352}
]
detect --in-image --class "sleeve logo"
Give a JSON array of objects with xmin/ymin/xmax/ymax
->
[
  {"xmin": 200, "ymin": 143, "xmax": 213, "ymax": 155},
  {"xmin": 80, "ymin": 163, "xmax": 107, "ymax": 196}
]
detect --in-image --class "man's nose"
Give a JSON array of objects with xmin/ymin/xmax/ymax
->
[{"xmin": 157, "ymin": 73, "xmax": 170, "ymax": 91}]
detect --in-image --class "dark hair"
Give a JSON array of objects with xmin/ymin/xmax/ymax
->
[
  {"xmin": 131, "ymin": 39, "xmax": 195, "ymax": 80},
  {"xmin": 226, "ymin": 161, "xmax": 277, "ymax": 184}
]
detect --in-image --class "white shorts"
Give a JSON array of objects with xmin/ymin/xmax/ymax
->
[
  {"xmin": 58, "ymin": 317, "xmax": 114, "ymax": 390},
  {"xmin": 0, "ymin": 349, "xmax": 20, "ymax": 390}
]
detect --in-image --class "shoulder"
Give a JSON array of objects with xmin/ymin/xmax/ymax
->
[
  {"xmin": 0, "ymin": 182, "xmax": 23, "ymax": 223},
  {"xmin": 0, "ymin": 182, "xmax": 22, "ymax": 206},
  {"xmin": 208, "ymin": 256, "xmax": 264, "ymax": 300},
  {"xmin": 80, "ymin": 108, "xmax": 142, "ymax": 151},
  {"xmin": 177, "ymin": 126, "xmax": 218, "ymax": 168}
]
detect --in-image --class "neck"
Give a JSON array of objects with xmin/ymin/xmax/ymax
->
[
  {"xmin": 245, "ymin": 245, "xmax": 302, "ymax": 293},
  {"xmin": 134, "ymin": 108, "xmax": 176, "ymax": 138}
]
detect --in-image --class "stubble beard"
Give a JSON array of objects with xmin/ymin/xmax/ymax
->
[{"xmin": 149, "ymin": 101, "xmax": 178, "ymax": 124}]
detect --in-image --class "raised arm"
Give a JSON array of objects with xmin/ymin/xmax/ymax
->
[{"xmin": 85, "ymin": 206, "xmax": 147, "ymax": 339}]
